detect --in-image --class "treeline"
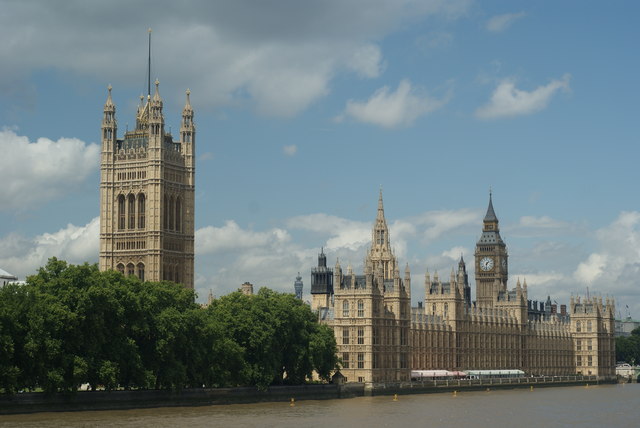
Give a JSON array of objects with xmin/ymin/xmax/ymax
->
[
  {"xmin": 0, "ymin": 258, "xmax": 337, "ymax": 395},
  {"xmin": 616, "ymin": 327, "xmax": 640, "ymax": 365}
]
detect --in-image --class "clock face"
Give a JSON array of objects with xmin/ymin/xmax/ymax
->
[{"xmin": 480, "ymin": 257, "xmax": 494, "ymax": 271}]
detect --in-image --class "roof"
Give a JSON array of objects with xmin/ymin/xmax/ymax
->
[
  {"xmin": 484, "ymin": 193, "xmax": 498, "ymax": 222},
  {"xmin": 0, "ymin": 268, "xmax": 18, "ymax": 280}
]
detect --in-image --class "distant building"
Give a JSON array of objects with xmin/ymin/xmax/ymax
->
[
  {"xmin": 615, "ymin": 317, "xmax": 640, "ymax": 337},
  {"xmin": 311, "ymin": 190, "xmax": 616, "ymax": 383},
  {"xmin": 241, "ymin": 282, "xmax": 254, "ymax": 296},
  {"xmin": 0, "ymin": 268, "xmax": 18, "ymax": 287},
  {"xmin": 294, "ymin": 272, "xmax": 303, "ymax": 300}
]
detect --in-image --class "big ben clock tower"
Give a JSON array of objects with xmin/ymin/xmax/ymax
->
[{"xmin": 474, "ymin": 193, "xmax": 508, "ymax": 308}]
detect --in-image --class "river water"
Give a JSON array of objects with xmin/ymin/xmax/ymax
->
[{"xmin": 2, "ymin": 383, "xmax": 638, "ymax": 427}]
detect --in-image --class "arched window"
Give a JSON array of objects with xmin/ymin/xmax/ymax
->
[
  {"xmin": 118, "ymin": 195, "xmax": 126, "ymax": 230},
  {"xmin": 116, "ymin": 263, "xmax": 125, "ymax": 274},
  {"xmin": 168, "ymin": 196, "xmax": 175, "ymax": 231},
  {"xmin": 128, "ymin": 194, "xmax": 135, "ymax": 229},
  {"xmin": 126, "ymin": 263, "xmax": 135, "ymax": 276},
  {"xmin": 357, "ymin": 300, "xmax": 364, "ymax": 317},
  {"xmin": 342, "ymin": 300, "xmax": 350, "ymax": 317},
  {"xmin": 175, "ymin": 197, "xmax": 181, "ymax": 232},
  {"xmin": 163, "ymin": 194, "xmax": 168, "ymax": 230},
  {"xmin": 137, "ymin": 263, "xmax": 145, "ymax": 281},
  {"xmin": 137, "ymin": 193, "xmax": 145, "ymax": 229}
]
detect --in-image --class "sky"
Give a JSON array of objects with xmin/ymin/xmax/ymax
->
[{"xmin": 0, "ymin": 0, "xmax": 639, "ymax": 317}]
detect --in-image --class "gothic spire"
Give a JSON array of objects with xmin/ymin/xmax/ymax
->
[
  {"xmin": 377, "ymin": 186, "xmax": 385, "ymax": 222},
  {"xmin": 153, "ymin": 79, "xmax": 161, "ymax": 102},
  {"xmin": 484, "ymin": 191, "xmax": 498, "ymax": 222},
  {"xmin": 104, "ymin": 84, "xmax": 114, "ymax": 108},
  {"xmin": 183, "ymin": 89, "xmax": 192, "ymax": 111}
]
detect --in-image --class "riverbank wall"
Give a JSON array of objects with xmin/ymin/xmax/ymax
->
[
  {"xmin": 365, "ymin": 375, "xmax": 616, "ymax": 396},
  {"xmin": 0, "ymin": 376, "xmax": 615, "ymax": 415}
]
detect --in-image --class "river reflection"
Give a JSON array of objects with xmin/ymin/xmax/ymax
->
[{"xmin": 2, "ymin": 383, "xmax": 638, "ymax": 427}]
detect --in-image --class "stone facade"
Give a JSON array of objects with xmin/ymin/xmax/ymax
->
[
  {"xmin": 99, "ymin": 82, "xmax": 195, "ymax": 288},
  {"xmin": 312, "ymin": 191, "xmax": 616, "ymax": 382}
]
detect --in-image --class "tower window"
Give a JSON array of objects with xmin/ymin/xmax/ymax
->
[
  {"xmin": 357, "ymin": 328, "xmax": 364, "ymax": 344},
  {"xmin": 357, "ymin": 352, "xmax": 364, "ymax": 369},
  {"xmin": 342, "ymin": 352, "xmax": 350, "ymax": 369},
  {"xmin": 343, "ymin": 301, "xmax": 350, "ymax": 317},
  {"xmin": 138, "ymin": 193, "xmax": 146, "ymax": 229},
  {"xmin": 175, "ymin": 197, "xmax": 181, "ymax": 232},
  {"xmin": 116, "ymin": 263, "xmax": 125, "ymax": 274},
  {"xmin": 342, "ymin": 328, "xmax": 350, "ymax": 345},
  {"xmin": 118, "ymin": 195, "xmax": 126, "ymax": 230},
  {"xmin": 168, "ymin": 196, "xmax": 175, "ymax": 231},
  {"xmin": 137, "ymin": 263, "xmax": 145, "ymax": 281},
  {"xmin": 357, "ymin": 300, "xmax": 364, "ymax": 317},
  {"xmin": 163, "ymin": 194, "xmax": 168, "ymax": 230},
  {"xmin": 128, "ymin": 194, "xmax": 135, "ymax": 229},
  {"xmin": 126, "ymin": 263, "xmax": 135, "ymax": 276},
  {"xmin": 377, "ymin": 230, "xmax": 384, "ymax": 245}
]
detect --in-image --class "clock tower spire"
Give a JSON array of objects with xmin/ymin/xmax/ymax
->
[{"xmin": 474, "ymin": 191, "xmax": 508, "ymax": 308}]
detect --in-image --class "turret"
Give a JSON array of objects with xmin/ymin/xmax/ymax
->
[
  {"xmin": 101, "ymin": 85, "xmax": 117, "ymax": 153},
  {"xmin": 149, "ymin": 79, "xmax": 165, "ymax": 144},
  {"xmin": 181, "ymin": 89, "xmax": 195, "ymax": 157}
]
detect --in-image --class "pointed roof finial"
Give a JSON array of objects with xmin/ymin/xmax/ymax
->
[
  {"xmin": 153, "ymin": 79, "xmax": 161, "ymax": 101},
  {"xmin": 377, "ymin": 186, "xmax": 385, "ymax": 221},
  {"xmin": 185, "ymin": 88, "xmax": 191, "ymax": 107},
  {"xmin": 104, "ymin": 84, "xmax": 114, "ymax": 108},
  {"xmin": 484, "ymin": 189, "xmax": 497, "ymax": 222}
]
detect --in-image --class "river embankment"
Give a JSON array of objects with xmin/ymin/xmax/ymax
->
[{"xmin": 0, "ymin": 375, "xmax": 615, "ymax": 415}]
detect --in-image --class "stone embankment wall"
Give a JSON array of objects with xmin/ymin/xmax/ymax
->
[{"xmin": 0, "ymin": 377, "xmax": 616, "ymax": 415}]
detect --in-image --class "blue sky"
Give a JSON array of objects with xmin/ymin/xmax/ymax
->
[{"xmin": 0, "ymin": 0, "xmax": 638, "ymax": 317}]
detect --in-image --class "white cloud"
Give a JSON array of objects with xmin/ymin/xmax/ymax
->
[
  {"xmin": 286, "ymin": 214, "xmax": 370, "ymax": 251},
  {"xmin": 486, "ymin": 12, "xmax": 526, "ymax": 33},
  {"xmin": 0, "ymin": 128, "xmax": 99, "ymax": 211},
  {"xmin": 282, "ymin": 144, "xmax": 298, "ymax": 156},
  {"xmin": 475, "ymin": 74, "xmax": 571, "ymax": 119},
  {"xmin": 196, "ymin": 220, "xmax": 290, "ymax": 254},
  {"xmin": 346, "ymin": 44, "xmax": 385, "ymax": 78},
  {"xmin": 339, "ymin": 79, "xmax": 449, "ymax": 128},
  {"xmin": 574, "ymin": 212, "xmax": 640, "ymax": 288},
  {"xmin": 0, "ymin": 0, "xmax": 471, "ymax": 118},
  {"xmin": 0, "ymin": 217, "xmax": 99, "ymax": 280},
  {"xmin": 414, "ymin": 209, "xmax": 481, "ymax": 241}
]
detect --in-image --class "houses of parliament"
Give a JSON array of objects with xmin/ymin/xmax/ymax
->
[
  {"xmin": 311, "ymin": 191, "xmax": 616, "ymax": 383},
  {"xmin": 96, "ymin": 62, "xmax": 614, "ymax": 384}
]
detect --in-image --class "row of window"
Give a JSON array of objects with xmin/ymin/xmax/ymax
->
[
  {"xmin": 118, "ymin": 193, "xmax": 146, "ymax": 230},
  {"xmin": 576, "ymin": 339, "xmax": 593, "ymax": 351},
  {"xmin": 116, "ymin": 240, "xmax": 146, "ymax": 250},
  {"xmin": 117, "ymin": 171, "xmax": 147, "ymax": 181},
  {"xmin": 341, "ymin": 352, "xmax": 365, "ymax": 369},
  {"xmin": 576, "ymin": 355, "xmax": 593, "ymax": 367},
  {"xmin": 342, "ymin": 328, "xmax": 366, "ymax": 345},
  {"xmin": 342, "ymin": 300, "xmax": 365, "ymax": 317},
  {"xmin": 116, "ymin": 193, "xmax": 183, "ymax": 232},
  {"xmin": 117, "ymin": 262, "xmax": 145, "ymax": 282},
  {"xmin": 575, "ymin": 320, "xmax": 593, "ymax": 332}
]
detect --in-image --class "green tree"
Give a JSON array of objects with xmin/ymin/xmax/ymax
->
[{"xmin": 310, "ymin": 324, "xmax": 339, "ymax": 382}]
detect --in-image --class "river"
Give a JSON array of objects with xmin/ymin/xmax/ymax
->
[{"xmin": 1, "ymin": 383, "xmax": 638, "ymax": 427}]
